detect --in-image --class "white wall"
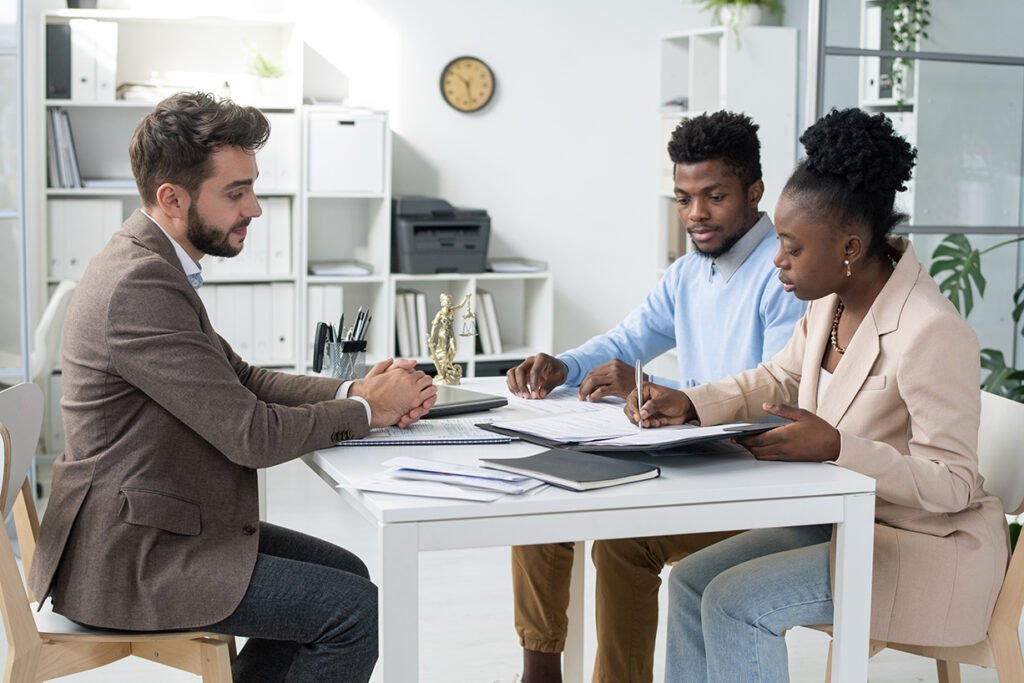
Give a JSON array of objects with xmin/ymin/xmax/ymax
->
[
  {"xmin": 28, "ymin": 0, "xmax": 814, "ymax": 354},
  {"xmin": 294, "ymin": 0, "xmax": 708, "ymax": 351}
]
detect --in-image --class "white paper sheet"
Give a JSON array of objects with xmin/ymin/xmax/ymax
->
[
  {"xmin": 582, "ymin": 422, "xmax": 755, "ymax": 447},
  {"xmin": 342, "ymin": 473, "xmax": 504, "ymax": 502},
  {"xmin": 490, "ymin": 407, "xmax": 636, "ymax": 441},
  {"xmin": 506, "ymin": 384, "xmax": 625, "ymax": 415}
]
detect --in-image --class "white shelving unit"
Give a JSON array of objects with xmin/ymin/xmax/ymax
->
[
  {"xmin": 34, "ymin": 14, "xmax": 554, "ymax": 454},
  {"xmin": 657, "ymin": 26, "xmax": 797, "ymax": 267},
  {"xmin": 37, "ymin": 11, "xmax": 304, "ymax": 374},
  {"xmin": 300, "ymin": 105, "xmax": 554, "ymax": 378}
]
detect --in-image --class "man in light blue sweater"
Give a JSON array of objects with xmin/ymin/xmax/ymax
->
[{"xmin": 506, "ymin": 112, "xmax": 806, "ymax": 683}]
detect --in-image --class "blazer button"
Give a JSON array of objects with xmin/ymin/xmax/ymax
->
[{"xmin": 242, "ymin": 524, "xmax": 257, "ymax": 536}]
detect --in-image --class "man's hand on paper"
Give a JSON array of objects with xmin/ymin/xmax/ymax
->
[
  {"xmin": 506, "ymin": 352, "xmax": 567, "ymax": 399},
  {"xmin": 624, "ymin": 382, "xmax": 696, "ymax": 428},
  {"xmin": 351, "ymin": 358, "xmax": 438, "ymax": 429},
  {"xmin": 734, "ymin": 403, "xmax": 840, "ymax": 462},
  {"xmin": 579, "ymin": 359, "xmax": 644, "ymax": 402}
]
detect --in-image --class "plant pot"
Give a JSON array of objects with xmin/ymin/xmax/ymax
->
[{"xmin": 718, "ymin": 5, "xmax": 778, "ymax": 27}]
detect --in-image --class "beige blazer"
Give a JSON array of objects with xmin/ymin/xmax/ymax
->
[
  {"xmin": 29, "ymin": 211, "xmax": 370, "ymax": 630},
  {"xmin": 686, "ymin": 238, "xmax": 1009, "ymax": 647}
]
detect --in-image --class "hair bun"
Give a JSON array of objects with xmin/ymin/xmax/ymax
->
[{"xmin": 800, "ymin": 108, "xmax": 916, "ymax": 195}]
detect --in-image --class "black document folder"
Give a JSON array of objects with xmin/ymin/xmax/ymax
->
[{"xmin": 481, "ymin": 449, "xmax": 660, "ymax": 491}]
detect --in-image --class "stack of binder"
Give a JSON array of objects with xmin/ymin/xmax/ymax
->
[{"xmin": 46, "ymin": 108, "xmax": 82, "ymax": 189}]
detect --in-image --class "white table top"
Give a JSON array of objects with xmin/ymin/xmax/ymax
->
[{"xmin": 309, "ymin": 377, "xmax": 876, "ymax": 524}]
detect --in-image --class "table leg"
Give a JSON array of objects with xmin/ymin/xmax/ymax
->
[
  {"xmin": 564, "ymin": 540, "xmax": 586, "ymax": 683},
  {"xmin": 378, "ymin": 523, "xmax": 419, "ymax": 683},
  {"xmin": 830, "ymin": 492, "xmax": 875, "ymax": 683}
]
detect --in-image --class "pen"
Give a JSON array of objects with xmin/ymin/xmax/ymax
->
[{"xmin": 635, "ymin": 359, "xmax": 643, "ymax": 430}]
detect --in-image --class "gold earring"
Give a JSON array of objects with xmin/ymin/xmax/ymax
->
[{"xmin": 844, "ymin": 258, "xmax": 851, "ymax": 277}]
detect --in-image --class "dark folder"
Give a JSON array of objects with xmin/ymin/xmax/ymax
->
[
  {"xmin": 477, "ymin": 415, "xmax": 788, "ymax": 453},
  {"xmin": 46, "ymin": 24, "xmax": 72, "ymax": 100},
  {"xmin": 481, "ymin": 449, "xmax": 659, "ymax": 492}
]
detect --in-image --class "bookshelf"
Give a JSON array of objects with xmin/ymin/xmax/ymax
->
[
  {"xmin": 34, "ymin": 13, "xmax": 554, "ymax": 451},
  {"xmin": 300, "ymin": 105, "xmax": 554, "ymax": 379}
]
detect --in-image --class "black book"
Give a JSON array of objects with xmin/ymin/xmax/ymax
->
[
  {"xmin": 481, "ymin": 449, "xmax": 659, "ymax": 492},
  {"xmin": 46, "ymin": 24, "xmax": 72, "ymax": 100}
]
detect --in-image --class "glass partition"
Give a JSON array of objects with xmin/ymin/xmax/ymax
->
[
  {"xmin": 0, "ymin": 0, "xmax": 25, "ymax": 384},
  {"xmin": 810, "ymin": 0, "xmax": 1024, "ymax": 396}
]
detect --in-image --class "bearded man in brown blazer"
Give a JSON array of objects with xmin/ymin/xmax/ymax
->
[{"xmin": 28, "ymin": 92, "xmax": 434, "ymax": 683}]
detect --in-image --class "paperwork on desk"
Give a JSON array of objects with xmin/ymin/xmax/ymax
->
[
  {"xmin": 345, "ymin": 456, "xmax": 548, "ymax": 502},
  {"xmin": 335, "ymin": 416, "xmax": 513, "ymax": 446},
  {"xmin": 505, "ymin": 385, "xmax": 625, "ymax": 415},
  {"xmin": 490, "ymin": 408, "xmax": 776, "ymax": 449}
]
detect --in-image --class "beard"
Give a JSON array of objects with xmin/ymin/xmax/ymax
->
[
  {"xmin": 187, "ymin": 203, "xmax": 249, "ymax": 258},
  {"xmin": 689, "ymin": 224, "xmax": 749, "ymax": 260}
]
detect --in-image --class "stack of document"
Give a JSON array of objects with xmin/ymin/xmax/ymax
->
[{"xmin": 348, "ymin": 456, "xmax": 547, "ymax": 502}]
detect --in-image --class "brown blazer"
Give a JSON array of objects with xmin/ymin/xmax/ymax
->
[
  {"xmin": 686, "ymin": 238, "xmax": 1009, "ymax": 647},
  {"xmin": 29, "ymin": 210, "xmax": 370, "ymax": 631}
]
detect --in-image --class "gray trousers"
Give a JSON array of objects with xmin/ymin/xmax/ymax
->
[{"xmin": 205, "ymin": 522, "xmax": 378, "ymax": 683}]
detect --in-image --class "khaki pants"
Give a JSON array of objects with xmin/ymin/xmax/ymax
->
[{"xmin": 512, "ymin": 531, "xmax": 740, "ymax": 683}]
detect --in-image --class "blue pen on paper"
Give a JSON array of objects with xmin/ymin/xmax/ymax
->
[{"xmin": 635, "ymin": 359, "xmax": 644, "ymax": 430}]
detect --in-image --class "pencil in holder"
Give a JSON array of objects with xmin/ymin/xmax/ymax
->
[{"xmin": 324, "ymin": 340, "xmax": 367, "ymax": 380}]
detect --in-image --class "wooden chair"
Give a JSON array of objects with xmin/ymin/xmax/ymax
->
[
  {"xmin": 0, "ymin": 382, "xmax": 235, "ymax": 682},
  {"xmin": 820, "ymin": 389, "xmax": 1024, "ymax": 683}
]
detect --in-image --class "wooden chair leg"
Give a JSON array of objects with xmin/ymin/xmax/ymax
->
[
  {"xmin": 990, "ymin": 626, "xmax": 1024, "ymax": 683},
  {"xmin": 937, "ymin": 659, "xmax": 961, "ymax": 683},
  {"xmin": 199, "ymin": 638, "xmax": 233, "ymax": 683},
  {"xmin": 3, "ymin": 645, "xmax": 41, "ymax": 683},
  {"xmin": 824, "ymin": 641, "xmax": 833, "ymax": 683}
]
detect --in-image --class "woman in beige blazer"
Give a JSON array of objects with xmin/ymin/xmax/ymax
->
[{"xmin": 629, "ymin": 109, "xmax": 1010, "ymax": 682}]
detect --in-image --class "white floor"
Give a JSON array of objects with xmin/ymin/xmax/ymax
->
[{"xmin": 10, "ymin": 458, "xmax": 999, "ymax": 682}]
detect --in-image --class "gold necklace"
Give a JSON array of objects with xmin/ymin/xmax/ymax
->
[{"xmin": 830, "ymin": 301, "xmax": 846, "ymax": 354}]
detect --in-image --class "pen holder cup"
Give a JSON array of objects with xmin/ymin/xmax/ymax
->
[{"xmin": 323, "ymin": 340, "xmax": 367, "ymax": 380}]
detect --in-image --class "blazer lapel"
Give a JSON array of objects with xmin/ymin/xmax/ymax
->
[
  {"xmin": 817, "ymin": 314, "xmax": 880, "ymax": 426},
  {"xmin": 800, "ymin": 298, "xmax": 834, "ymax": 415},
  {"xmin": 816, "ymin": 237, "xmax": 921, "ymax": 426}
]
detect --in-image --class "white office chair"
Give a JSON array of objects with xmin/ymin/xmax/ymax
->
[
  {"xmin": 820, "ymin": 390, "xmax": 1024, "ymax": 682},
  {"xmin": 0, "ymin": 280, "xmax": 76, "ymax": 454}
]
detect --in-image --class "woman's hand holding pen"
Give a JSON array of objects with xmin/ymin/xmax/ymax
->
[
  {"xmin": 624, "ymin": 383, "xmax": 696, "ymax": 427},
  {"xmin": 735, "ymin": 403, "xmax": 841, "ymax": 463}
]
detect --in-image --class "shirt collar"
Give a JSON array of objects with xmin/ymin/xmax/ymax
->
[
  {"xmin": 141, "ymin": 210, "xmax": 204, "ymax": 288},
  {"xmin": 709, "ymin": 212, "xmax": 773, "ymax": 282}
]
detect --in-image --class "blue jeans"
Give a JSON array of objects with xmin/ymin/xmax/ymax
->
[
  {"xmin": 665, "ymin": 525, "xmax": 834, "ymax": 683},
  {"xmin": 204, "ymin": 522, "xmax": 378, "ymax": 683}
]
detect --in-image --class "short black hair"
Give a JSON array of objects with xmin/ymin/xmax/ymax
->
[
  {"xmin": 667, "ymin": 111, "xmax": 762, "ymax": 188},
  {"xmin": 130, "ymin": 91, "xmax": 270, "ymax": 206},
  {"xmin": 783, "ymin": 108, "xmax": 916, "ymax": 256}
]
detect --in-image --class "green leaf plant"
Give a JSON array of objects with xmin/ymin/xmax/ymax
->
[
  {"xmin": 879, "ymin": 0, "xmax": 931, "ymax": 107},
  {"xmin": 930, "ymin": 234, "xmax": 1024, "ymax": 399}
]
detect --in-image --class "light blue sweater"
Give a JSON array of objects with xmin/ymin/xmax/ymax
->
[{"xmin": 559, "ymin": 213, "xmax": 806, "ymax": 389}]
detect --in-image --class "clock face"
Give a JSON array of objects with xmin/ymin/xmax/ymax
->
[{"xmin": 440, "ymin": 56, "xmax": 495, "ymax": 113}]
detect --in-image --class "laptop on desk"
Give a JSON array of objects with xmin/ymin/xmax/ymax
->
[{"xmin": 422, "ymin": 384, "xmax": 508, "ymax": 418}]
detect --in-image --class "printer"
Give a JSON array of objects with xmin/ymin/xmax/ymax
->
[{"xmin": 391, "ymin": 196, "xmax": 491, "ymax": 274}]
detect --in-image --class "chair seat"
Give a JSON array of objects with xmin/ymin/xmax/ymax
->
[{"xmin": 33, "ymin": 598, "xmax": 223, "ymax": 643}]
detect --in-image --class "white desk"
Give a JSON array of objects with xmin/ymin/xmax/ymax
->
[{"xmin": 304, "ymin": 378, "xmax": 876, "ymax": 682}]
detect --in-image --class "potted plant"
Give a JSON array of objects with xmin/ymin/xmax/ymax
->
[
  {"xmin": 880, "ymin": 0, "xmax": 931, "ymax": 105},
  {"xmin": 695, "ymin": 0, "xmax": 784, "ymax": 28}
]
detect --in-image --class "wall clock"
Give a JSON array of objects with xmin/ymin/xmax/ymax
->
[{"xmin": 440, "ymin": 56, "xmax": 495, "ymax": 113}]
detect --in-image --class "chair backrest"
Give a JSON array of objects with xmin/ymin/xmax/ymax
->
[
  {"xmin": 978, "ymin": 390, "xmax": 1024, "ymax": 515},
  {"xmin": 30, "ymin": 280, "xmax": 76, "ymax": 385},
  {"xmin": 0, "ymin": 383, "xmax": 44, "ymax": 518}
]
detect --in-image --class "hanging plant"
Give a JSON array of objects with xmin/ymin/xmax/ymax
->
[
  {"xmin": 694, "ymin": 0, "xmax": 784, "ymax": 48},
  {"xmin": 880, "ymin": 0, "xmax": 931, "ymax": 105}
]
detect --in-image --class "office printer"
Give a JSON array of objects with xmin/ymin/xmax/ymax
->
[{"xmin": 391, "ymin": 196, "xmax": 491, "ymax": 274}]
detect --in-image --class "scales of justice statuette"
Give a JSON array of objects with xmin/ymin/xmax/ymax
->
[{"xmin": 426, "ymin": 292, "xmax": 477, "ymax": 385}]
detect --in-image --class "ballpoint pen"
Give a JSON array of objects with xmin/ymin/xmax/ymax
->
[{"xmin": 635, "ymin": 359, "xmax": 644, "ymax": 430}]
